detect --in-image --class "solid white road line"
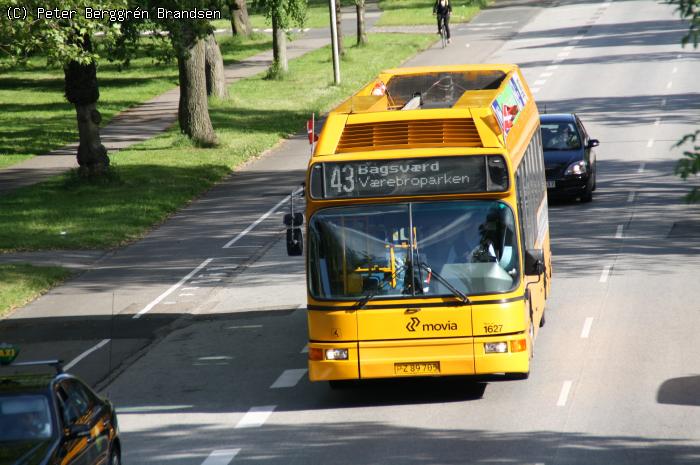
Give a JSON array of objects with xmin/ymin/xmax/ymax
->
[
  {"xmin": 179, "ymin": 293, "xmax": 195, "ymax": 297},
  {"xmin": 134, "ymin": 258, "xmax": 213, "ymax": 319},
  {"xmin": 270, "ymin": 369, "xmax": 308, "ymax": 388},
  {"xmin": 646, "ymin": 139, "xmax": 654, "ymax": 148},
  {"xmin": 557, "ymin": 381, "xmax": 573, "ymax": 407},
  {"xmin": 580, "ymin": 317, "xmax": 594, "ymax": 338},
  {"xmin": 615, "ymin": 224, "xmax": 624, "ymax": 239},
  {"xmin": 599, "ymin": 265, "xmax": 611, "ymax": 283},
  {"xmin": 201, "ymin": 449, "xmax": 241, "ymax": 465},
  {"xmin": 64, "ymin": 339, "xmax": 111, "ymax": 371},
  {"xmin": 222, "ymin": 187, "xmax": 303, "ymax": 249},
  {"xmin": 235, "ymin": 406, "xmax": 276, "ymax": 428},
  {"xmin": 557, "ymin": 51, "xmax": 570, "ymax": 58}
]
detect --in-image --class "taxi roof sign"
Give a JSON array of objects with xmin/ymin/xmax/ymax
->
[{"xmin": 0, "ymin": 343, "xmax": 19, "ymax": 366}]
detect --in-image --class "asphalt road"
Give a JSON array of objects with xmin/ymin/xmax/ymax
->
[{"xmin": 3, "ymin": 0, "xmax": 700, "ymax": 464}]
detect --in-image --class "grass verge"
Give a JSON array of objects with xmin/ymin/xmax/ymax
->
[
  {"xmin": 0, "ymin": 33, "xmax": 434, "ymax": 252},
  {"xmin": 376, "ymin": 0, "xmax": 489, "ymax": 26},
  {"xmin": 0, "ymin": 264, "xmax": 73, "ymax": 318},
  {"xmin": 0, "ymin": 34, "xmax": 271, "ymax": 170}
]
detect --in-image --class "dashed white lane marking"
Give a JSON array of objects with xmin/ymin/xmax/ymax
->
[
  {"xmin": 191, "ymin": 278, "xmax": 222, "ymax": 284},
  {"xmin": 557, "ymin": 381, "xmax": 573, "ymax": 407},
  {"xmin": 599, "ymin": 265, "xmax": 612, "ymax": 283},
  {"xmin": 223, "ymin": 187, "xmax": 303, "ymax": 249},
  {"xmin": 574, "ymin": 35, "xmax": 584, "ymax": 40},
  {"xmin": 557, "ymin": 51, "xmax": 570, "ymax": 58},
  {"xmin": 539, "ymin": 72, "xmax": 553, "ymax": 78},
  {"xmin": 534, "ymin": 79, "xmax": 547, "ymax": 86},
  {"xmin": 270, "ymin": 369, "xmax": 308, "ymax": 388},
  {"xmin": 235, "ymin": 406, "xmax": 276, "ymax": 428},
  {"xmin": 182, "ymin": 287, "xmax": 199, "ymax": 291},
  {"xmin": 666, "ymin": 81, "xmax": 673, "ymax": 89},
  {"xmin": 672, "ymin": 66, "xmax": 678, "ymax": 74},
  {"xmin": 465, "ymin": 43, "xmax": 471, "ymax": 48},
  {"xmin": 547, "ymin": 65, "xmax": 559, "ymax": 70},
  {"xmin": 163, "ymin": 301, "xmax": 177, "ymax": 305},
  {"xmin": 646, "ymin": 139, "xmax": 654, "ymax": 148},
  {"xmin": 581, "ymin": 317, "xmax": 594, "ymax": 338},
  {"xmin": 654, "ymin": 118, "xmax": 660, "ymax": 126},
  {"xmin": 530, "ymin": 87, "xmax": 540, "ymax": 94},
  {"xmin": 179, "ymin": 293, "xmax": 195, "ymax": 297},
  {"xmin": 638, "ymin": 163, "xmax": 645, "ymax": 173},
  {"xmin": 564, "ymin": 45, "xmax": 574, "ymax": 51},
  {"xmin": 615, "ymin": 224, "xmax": 624, "ymax": 239},
  {"xmin": 627, "ymin": 191, "xmax": 636, "ymax": 202},
  {"xmin": 226, "ymin": 325, "xmax": 263, "ymax": 329},
  {"xmin": 65, "ymin": 339, "xmax": 111, "ymax": 371},
  {"xmin": 201, "ymin": 449, "xmax": 241, "ymax": 465},
  {"xmin": 301, "ymin": 344, "xmax": 309, "ymax": 353},
  {"xmin": 661, "ymin": 98, "xmax": 667, "ymax": 106},
  {"xmin": 134, "ymin": 258, "xmax": 213, "ymax": 319}
]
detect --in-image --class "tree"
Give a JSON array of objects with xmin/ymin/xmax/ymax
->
[
  {"xmin": 120, "ymin": 1, "xmax": 224, "ymax": 146},
  {"xmin": 253, "ymin": 0, "xmax": 306, "ymax": 77},
  {"xmin": 205, "ymin": 33, "xmax": 229, "ymax": 99},
  {"xmin": 355, "ymin": 0, "xmax": 367, "ymax": 46},
  {"xmin": 667, "ymin": 0, "xmax": 699, "ymax": 200},
  {"xmin": 0, "ymin": 0, "xmax": 124, "ymax": 176},
  {"xmin": 228, "ymin": 0, "xmax": 253, "ymax": 36},
  {"xmin": 335, "ymin": 0, "xmax": 345, "ymax": 56}
]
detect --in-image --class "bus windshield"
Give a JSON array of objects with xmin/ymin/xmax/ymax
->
[{"xmin": 308, "ymin": 200, "xmax": 520, "ymax": 301}]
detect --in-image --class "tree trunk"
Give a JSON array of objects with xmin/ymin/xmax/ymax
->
[
  {"xmin": 204, "ymin": 34, "xmax": 229, "ymax": 99},
  {"xmin": 356, "ymin": 0, "xmax": 367, "ymax": 46},
  {"xmin": 63, "ymin": 36, "xmax": 109, "ymax": 177},
  {"xmin": 335, "ymin": 0, "xmax": 344, "ymax": 56},
  {"xmin": 177, "ymin": 36, "xmax": 218, "ymax": 146},
  {"xmin": 271, "ymin": 12, "xmax": 288, "ymax": 76},
  {"xmin": 228, "ymin": 0, "xmax": 252, "ymax": 36}
]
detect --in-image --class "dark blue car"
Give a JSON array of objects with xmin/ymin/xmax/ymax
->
[{"xmin": 540, "ymin": 113, "xmax": 599, "ymax": 202}]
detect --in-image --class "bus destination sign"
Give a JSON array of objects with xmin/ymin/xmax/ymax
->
[{"xmin": 311, "ymin": 156, "xmax": 504, "ymax": 199}]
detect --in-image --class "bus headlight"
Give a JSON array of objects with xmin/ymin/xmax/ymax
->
[
  {"xmin": 325, "ymin": 349, "xmax": 349, "ymax": 360},
  {"xmin": 484, "ymin": 342, "xmax": 508, "ymax": 353}
]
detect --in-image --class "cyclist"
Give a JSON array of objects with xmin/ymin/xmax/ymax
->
[{"xmin": 433, "ymin": 0, "xmax": 452, "ymax": 44}]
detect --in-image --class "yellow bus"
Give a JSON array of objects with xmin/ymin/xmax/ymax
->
[{"xmin": 286, "ymin": 64, "xmax": 551, "ymax": 385}]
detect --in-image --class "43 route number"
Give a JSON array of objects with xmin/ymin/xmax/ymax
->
[{"xmin": 330, "ymin": 166, "xmax": 355, "ymax": 193}]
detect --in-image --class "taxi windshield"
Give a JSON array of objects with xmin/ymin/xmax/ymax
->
[
  {"xmin": 308, "ymin": 200, "xmax": 520, "ymax": 301},
  {"xmin": 0, "ymin": 394, "xmax": 53, "ymax": 441}
]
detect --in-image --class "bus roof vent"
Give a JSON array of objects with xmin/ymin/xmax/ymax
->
[{"xmin": 336, "ymin": 118, "xmax": 481, "ymax": 153}]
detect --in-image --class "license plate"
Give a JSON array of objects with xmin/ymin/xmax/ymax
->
[
  {"xmin": 394, "ymin": 361, "xmax": 441, "ymax": 375},
  {"xmin": 546, "ymin": 181, "xmax": 556, "ymax": 188}
]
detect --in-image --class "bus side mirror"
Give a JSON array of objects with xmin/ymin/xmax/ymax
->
[
  {"xmin": 286, "ymin": 228, "xmax": 303, "ymax": 256},
  {"xmin": 283, "ymin": 213, "xmax": 304, "ymax": 227},
  {"xmin": 587, "ymin": 139, "xmax": 599, "ymax": 148},
  {"xmin": 524, "ymin": 249, "xmax": 545, "ymax": 276}
]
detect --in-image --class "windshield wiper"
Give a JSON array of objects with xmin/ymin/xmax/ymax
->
[{"xmin": 417, "ymin": 261, "xmax": 471, "ymax": 305}]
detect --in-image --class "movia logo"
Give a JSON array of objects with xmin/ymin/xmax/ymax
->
[{"xmin": 406, "ymin": 318, "xmax": 458, "ymax": 332}]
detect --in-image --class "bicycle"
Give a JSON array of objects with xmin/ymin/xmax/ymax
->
[{"xmin": 438, "ymin": 15, "xmax": 448, "ymax": 48}]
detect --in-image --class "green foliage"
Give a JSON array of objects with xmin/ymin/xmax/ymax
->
[
  {"xmin": 668, "ymin": 0, "xmax": 700, "ymax": 201},
  {"xmin": 666, "ymin": 0, "xmax": 700, "ymax": 47},
  {"xmin": 0, "ymin": 0, "xmax": 126, "ymax": 66},
  {"xmin": 674, "ymin": 130, "xmax": 700, "ymax": 202},
  {"xmin": 251, "ymin": 0, "xmax": 307, "ymax": 32}
]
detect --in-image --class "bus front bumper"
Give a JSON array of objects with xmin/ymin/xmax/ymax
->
[{"xmin": 308, "ymin": 334, "xmax": 530, "ymax": 382}]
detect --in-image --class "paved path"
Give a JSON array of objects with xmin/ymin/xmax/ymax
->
[{"xmin": 0, "ymin": 4, "xmax": 381, "ymax": 196}]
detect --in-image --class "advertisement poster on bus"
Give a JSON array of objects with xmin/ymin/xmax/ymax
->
[{"xmin": 491, "ymin": 74, "xmax": 529, "ymax": 141}]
